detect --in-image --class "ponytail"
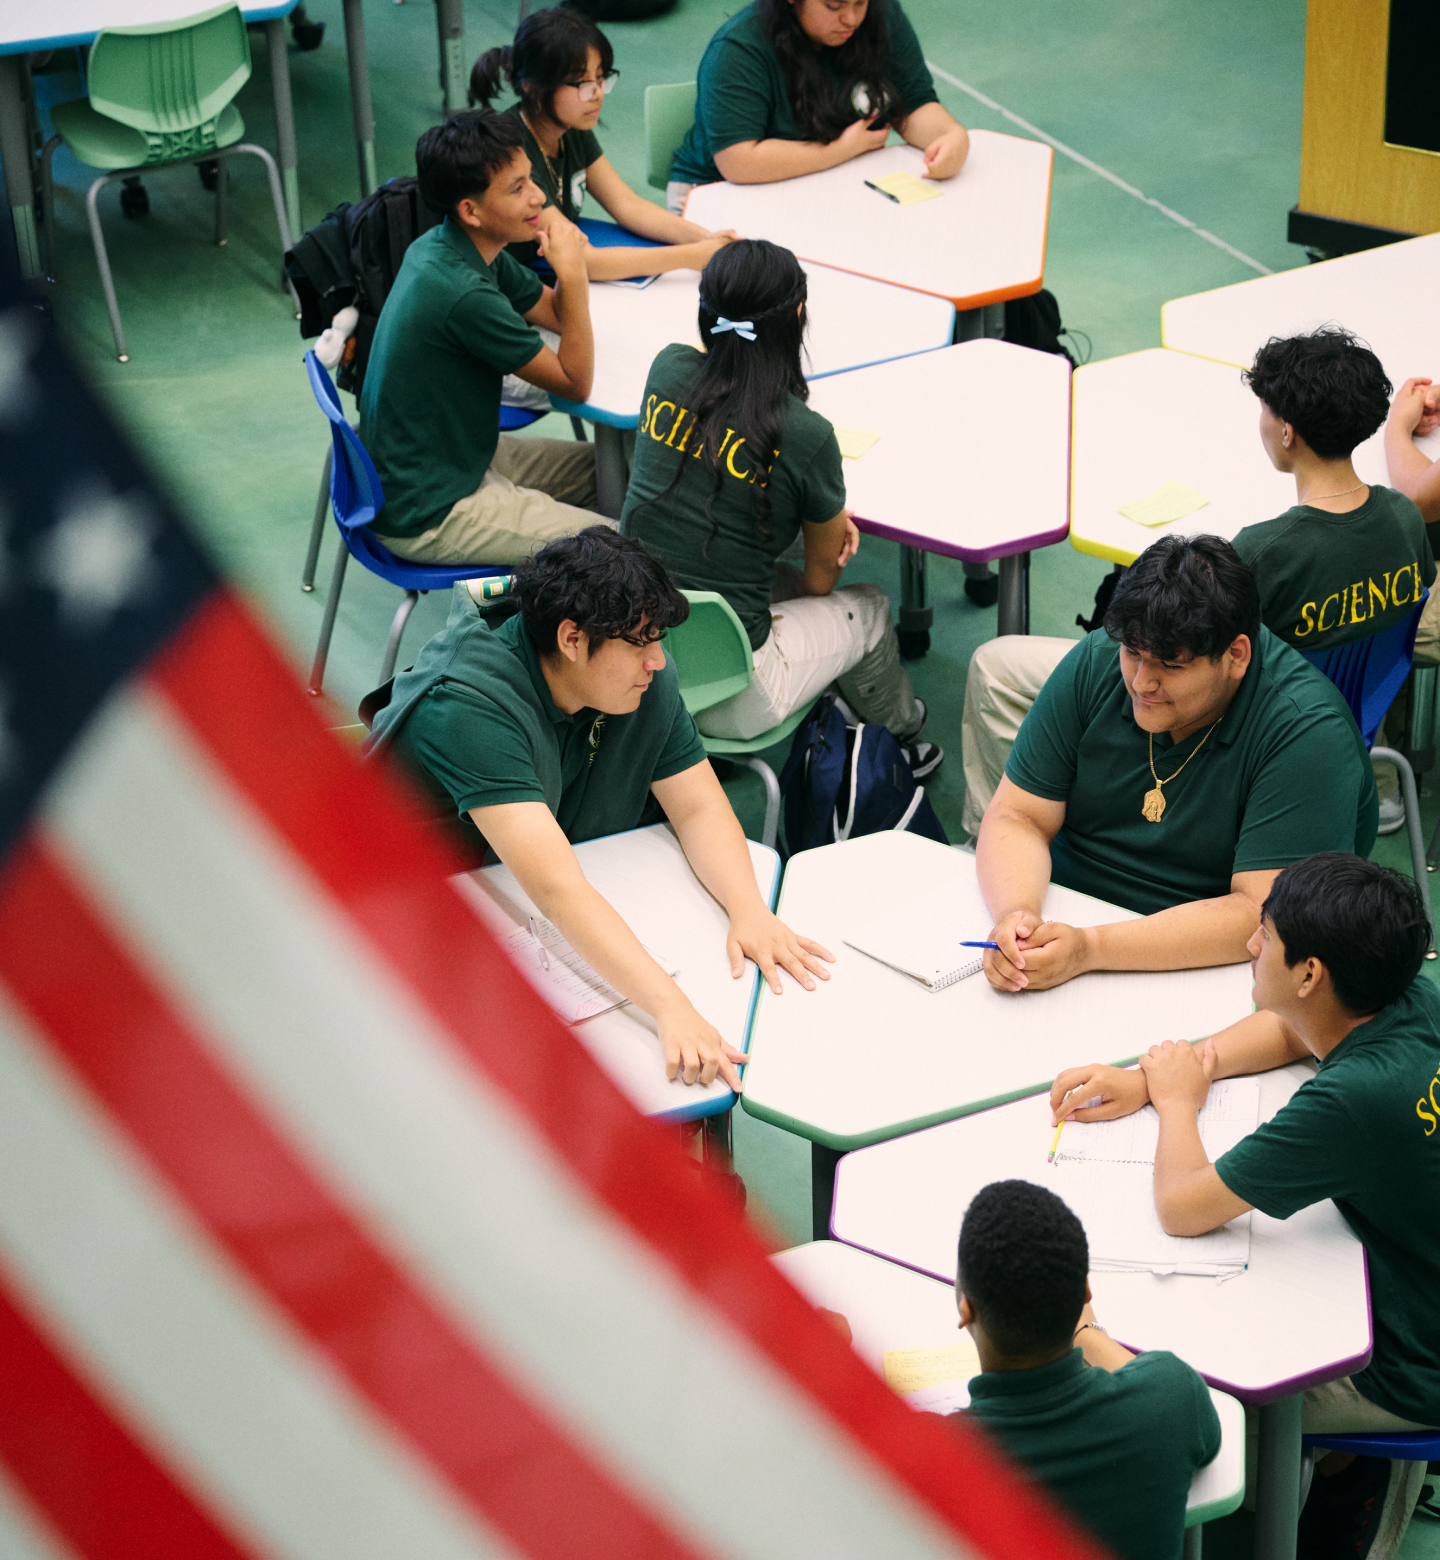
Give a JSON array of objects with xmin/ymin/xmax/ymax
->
[{"xmin": 468, "ymin": 45, "xmax": 511, "ymax": 108}]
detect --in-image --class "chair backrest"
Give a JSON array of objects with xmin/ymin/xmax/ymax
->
[
  {"xmin": 644, "ymin": 82, "xmax": 697, "ymax": 191},
  {"xmin": 305, "ymin": 351, "xmax": 384, "ymax": 535},
  {"xmin": 89, "ymin": 3, "xmax": 250, "ymax": 157},
  {"xmin": 1299, "ymin": 595, "xmax": 1427, "ymax": 747},
  {"xmin": 666, "ymin": 591, "xmax": 755, "ymax": 714}
]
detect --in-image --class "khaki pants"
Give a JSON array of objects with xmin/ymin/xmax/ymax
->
[
  {"xmin": 666, "ymin": 181, "xmax": 693, "ymax": 216},
  {"xmin": 1412, "ymin": 582, "xmax": 1440, "ymax": 666},
  {"xmin": 960, "ymin": 634, "xmax": 1075, "ymax": 835},
  {"xmin": 383, "ymin": 434, "xmax": 605, "ymax": 566},
  {"xmin": 697, "ymin": 573, "xmax": 921, "ymax": 742}
]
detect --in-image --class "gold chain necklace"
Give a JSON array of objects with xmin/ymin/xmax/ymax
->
[
  {"xmin": 520, "ymin": 110, "xmax": 561, "ymax": 194},
  {"xmin": 1142, "ymin": 720, "xmax": 1221, "ymax": 822},
  {"xmin": 1301, "ymin": 481, "xmax": 1365, "ymax": 503}
]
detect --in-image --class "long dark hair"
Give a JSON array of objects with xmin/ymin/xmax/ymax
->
[
  {"xmin": 640, "ymin": 239, "xmax": 809, "ymax": 545},
  {"xmin": 755, "ymin": 0, "xmax": 904, "ymax": 143},
  {"xmin": 468, "ymin": 6, "xmax": 614, "ymax": 122}
]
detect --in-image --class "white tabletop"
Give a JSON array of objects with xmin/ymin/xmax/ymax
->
[
  {"xmin": 1070, "ymin": 348, "xmax": 1440, "ymax": 567},
  {"xmin": 684, "ymin": 132, "xmax": 1053, "ymax": 311},
  {"xmin": 0, "ymin": 0, "xmax": 295, "ymax": 52},
  {"xmin": 555, "ymin": 258, "xmax": 954, "ymax": 427},
  {"xmin": 1163, "ymin": 234, "xmax": 1440, "ymax": 383},
  {"xmin": 771, "ymin": 1239, "xmax": 1245, "ymax": 1526},
  {"xmin": 742, "ymin": 832, "xmax": 1254, "ymax": 1149},
  {"xmin": 454, "ymin": 823, "xmax": 780, "ymax": 1122},
  {"xmin": 832, "ymin": 1063, "xmax": 1372, "ymax": 1404},
  {"xmin": 807, "ymin": 339, "xmax": 1072, "ymax": 562}
]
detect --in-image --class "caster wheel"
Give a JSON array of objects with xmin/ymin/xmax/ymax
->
[
  {"xmin": 964, "ymin": 574, "xmax": 999, "ymax": 608},
  {"xmin": 119, "ymin": 182, "xmax": 149, "ymax": 218},
  {"xmin": 197, "ymin": 159, "xmax": 220, "ymax": 192},
  {"xmin": 898, "ymin": 629, "xmax": 931, "ymax": 660},
  {"xmin": 292, "ymin": 17, "xmax": 325, "ymax": 48}
]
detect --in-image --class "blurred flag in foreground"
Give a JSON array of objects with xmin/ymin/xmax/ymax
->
[{"xmin": 0, "ymin": 260, "xmax": 1100, "ymax": 1560}]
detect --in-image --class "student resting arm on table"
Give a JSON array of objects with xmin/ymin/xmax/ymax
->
[{"xmin": 364, "ymin": 529, "xmax": 833, "ymax": 1090}]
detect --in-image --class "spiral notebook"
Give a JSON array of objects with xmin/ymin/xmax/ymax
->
[{"xmin": 843, "ymin": 882, "xmax": 988, "ymax": 991}]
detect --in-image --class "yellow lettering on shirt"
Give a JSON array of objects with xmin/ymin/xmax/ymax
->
[
  {"xmin": 665, "ymin": 409, "xmax": 689, "ymax": 449},
  {"xmin": 1369, "ymin": 576, "xmax": 1391, "ymax": 618},
  {"xmin": 1394, "ymin": 567, "xmax": 1413, "ymax": 607},
  {"xmin": 1420, "ymin": 1098, "xmax": 1438, "ymax": 1136},
  {"xmin": 1296, "ymin": 602, "xmax": 1317, "ymax": 637},
  {"xmin": 639, "ymin": 393, "xmax": 656, "ymax": 436},
  {"xmin": 725, "ymin": 438, "xmax": 752, "ymax": 481},
  {"xmin": 1318, "ymin": 593, "xmax": 1341, "ymax": 633},
  {"xmin": 649, "ymin": 401, "xmax": 677, "ymax": 443},
  {"xmin": 1348, "ymin": 580, "xmax": 1368, "ymax": 625},
  {"xmin": 671, "ymin": 411, "xmax": 694, "ymax": 453}
]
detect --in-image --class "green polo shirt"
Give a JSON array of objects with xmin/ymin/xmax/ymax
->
[
  {"xmin": 505, "ymin": 102, "xmax": 602, "ymax": 268},
  {"xmin": 965, "ymin": 1349, "xmax": 1220, "ymax": 1560},
  {"xmin": 360, "ymin": 217, "xmax": 544, "ymax": 540},
  {"xmin": 1216, "ymin": 976, "xmax": 1440, "ymax": 1426},
  {"xmin": 670, "ymin": 0, "xmax": 939, "ymax": 186},
  {"xmin": 1004, "ymin": 627, "xmax": 1378, "ymax": 916},
  {"xmin": 364, "ymin": 587, "xmax": 707, "ymax": 854},
  {"xmin": 619, "ymin": 345, "xmax": 847, "ymax": 650},
  {"xmin": 1231, "ymin": 485, "xmax": 1435, "ymax": 651}
]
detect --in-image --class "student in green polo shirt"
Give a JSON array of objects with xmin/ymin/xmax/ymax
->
[
  {"xmin": 957, "ymin": 1181, "xmax": 1221, "ymax": 1560},
  {"xmin": 975, "ymin": 536, "xmax": 1376, "ymax": 994},
  {"xmin": 619, "ymin": 239, "xmax": 935, "ymax": 769},
  {"xmin": 667, "ymin": 0, "xmax": 969, "ymax": 213},
  {"xmin": 361, "ymin": 110, "xmax": 602, "ymax": 567},
  {"xmin": 1051, "ymin": 854, "xmax": 1440, "ymax": 1557},
  {"xmin": 366, "ymin": 528, "xmax": 834, "ymax": 1091},
  {"xmin": 468, "ymin": 8, "xmax": 736, "ymax": 281}
]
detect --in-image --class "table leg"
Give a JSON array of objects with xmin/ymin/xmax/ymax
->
[
  {"xmin": 264, "ymin": 19, "xmax": 302, "ymax": 241},
  {"xmin": 1253, "ymin": 1393, "xmax": 1302, "ymax": 1560},
  {"xmin": 899, "ymin": 545, "xmax": 932, "ymax": 658},
  {"xmin": 953, "ymin": 301, "xmax": 1005, "ymax": 343},
  {"xmin": 0, "ymin": 55, "xmax": 40, "ymax": 280},
  {"xmin": 593, "ymin": 422, "xmax": 629, "ymax": 518},
  {"xmin": 701, "ymin": 1110, "xmax": 733, "ymax": 1174},
  {"xmin": 811, "ymin": 1142, "xmax": 840, "ymax": 1241},
  {"xmin": 1182, "ymin": 1527, "xmax": 1202, "ymax": 1560},
  {"xmin": 436, "ymin": 0, "xmax": 466, "ymax": 113},
  {"xmin": 963, "ymin": 557, "xmax": 998, "ymax": 608},
  {"xmin": 997, "ymin": 552, "xmax": 1030, "ymax": 637},
  {"xmin": 342, "ymin": 0, "xmax": 379, "ymax": 198}
]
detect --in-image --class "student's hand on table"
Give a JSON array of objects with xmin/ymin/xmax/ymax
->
[
  {"xmin": 1137, "ymin": 1036, "xmax": 1216, "ymax": 1115},
  {"xmin": 687, "ymin": 231, "xmax": 740, "ymax": 267},
  {"xmin": 1390, "ymin": 377, "xmax": 1436, "ymax": 437},
  {"xmin": 726, "ymin": 908, "xmax": 835, "ymax": 994},
  {"xmin": 983, "ymin": 909, "xmax": 1042, "ymax": 990},
  {"xmin": 920, "ymin": 128, "xmax": 967, "ymax": 180},
  {"xmin": 835, "ymin": 509, "xmax": 861, "ymax": 567},
  {"xmin": 1050, "ymin": 1063, "xmax": 1148, "ymax": 1125},
  {"xmin": 836, "ymin": 114, "xmax": 892, "ymax": 163},
  {"xmin": 656, "ymin": 999, "xmax": 748, "ymax": 1089},
  {"xmin": 984, "ymin": 914, "xmax": 1095, "ymax": 991}
]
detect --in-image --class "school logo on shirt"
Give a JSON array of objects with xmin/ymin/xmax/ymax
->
[
  {"xmin": 638, "ymin": 396, "xmax": 776, "ymax": 488},
  {"xmin": 588, "ymin": 712, "xmax": 605, "ymax": 764},
  {"xmin": 1291, "ymin": 564, "xmax": 1426, "ymax": 639},
  {"xmin": 1417, "ymin": 1059, "xmax": 1440, "ymax": 1136},
  {"xmin": 570, "ymin": 170, "xmax": 587, "ymax": 215}
]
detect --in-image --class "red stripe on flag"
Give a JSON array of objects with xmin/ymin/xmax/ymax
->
[
  {"xmin": 152, "ymin": 590, "xmax": 1104, "ymax": 1560},
  {"xmin": 0, "ymin": 1261, "xmax": 258, "ymax": 1560},
  {"xmin": 0, "ymin": 837, "xmax": 711, "ymax": 1560}
]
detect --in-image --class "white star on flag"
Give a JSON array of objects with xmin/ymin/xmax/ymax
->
[{"xmin": 33, "ymin": 483, "xmax": 156, "ymax": 631}]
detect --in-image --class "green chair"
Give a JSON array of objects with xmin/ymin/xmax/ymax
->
[
  {"xmin": 39, "ymin": 2, "xmax": 295, "ymax": 362},
  {"xmin": 644, "ymin": 81, "xmax": 697, "ymax": 193},
  {"xmin": 667, "ymin": 591, "xmax": 811, "ymax": 850}
]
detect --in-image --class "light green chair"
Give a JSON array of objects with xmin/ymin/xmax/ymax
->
[
  {"xmin": 39, "ymin": 2, "xmax": 295, "ymax": 362},
  {"xmin": 667, "ymin": 591, "xmax": 811, "ymax": 850},
  {"xmin": 644, "ymin": 81, "xmax": 697, "ymax": 193}
]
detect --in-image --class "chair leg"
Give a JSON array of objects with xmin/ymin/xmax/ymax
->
[
  {"xmin": 1182, "ymin": 1525, "xmax": 1202, "ymax": 1560},
  {"xmin": 303, "ymin": 446, "xmax": 332, "ymax": 591},
  {"xmin": 570, "ymin": 415, "xmax": 587, "ymax": 442},
  {"xmin": 214, "ymin": 155, "xmax": 227, "ymax": 245},
  {"xmin": 1373, "ymin": 746, "xmax": 1436, "ymax": 953},
  {"xmin": 223, "ymin": 145, "xmax": 297, "ymax": 311},
  {"xmin": 38, "ymin": 135, "xmax": 59, "ymax": 281},
  {"xmin": 83, "ymin": 172, "xmax": 129, "ymax": 361},
  {"xmin": 381, "ymin": 590, "xmax": 421, "ymax": 683},
  {"xmin": 308, "ymin": 540, "xmax": 349, "ymax": 696},
  {"xmin": 741, "ymin": 757, "xmax": 781, "ymax": 851}
]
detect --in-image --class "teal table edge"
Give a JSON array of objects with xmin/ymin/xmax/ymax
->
[{"xmin": 0, "ymin": 3, "xmax": 299, "ymax": 54}]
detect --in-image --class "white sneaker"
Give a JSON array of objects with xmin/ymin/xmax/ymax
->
[{"xmin": 1377, "ymin": 796, "xmax": 1405, "ymax": 835}]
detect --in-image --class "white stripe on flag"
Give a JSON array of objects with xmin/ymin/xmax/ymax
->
[
  {"xmin": 0, "ymin": 1464, "xmax": 75, "ymax": 1560},
  {"xmin": 45, "ymin": 683, "xmax": 978, "ymax": 1560},
  {"xmin": 0, "ymin": 985, "xmax": 523, "ymax": 1560}
]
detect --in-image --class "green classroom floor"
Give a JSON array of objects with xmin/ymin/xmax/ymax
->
[{"xmin": 14, "ymin": 3, "xmax": 1439, "ymax": 1548}]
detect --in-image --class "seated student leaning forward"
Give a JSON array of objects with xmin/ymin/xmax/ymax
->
[
  {"xmin": 975, "ymin": 536, "xmax": 1377, "ymax": 994},
  {"xmin": 1050, "ymin": 854, "xmax": 1440, "ymax": 1555},
  {"xmin": 360, "ymin": 109, "xmax": 603, "ymax": 567},
  {"xmin": 956, "ymin": 1182, "xmax": 1220, "ymax": 1560},
  {"xmin": 365, "ymin": 528, "xmax": 834, "ymax": 1088},
  {"xmin": 619, "ymin": 239, "xmax": 935, "ymax": 768}
]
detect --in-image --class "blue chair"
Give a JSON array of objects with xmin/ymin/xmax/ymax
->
[
  {"xmin": 1300, "ymin": 598, "xmax": 1435, "ymax": 946},
  {"xmin": 1299, "ymin": 1429, "xmax": 1440, "ymax": 1522},
  {"xmin": 303, "ymin": 351, "xmax": 510, "ymax": 697}
]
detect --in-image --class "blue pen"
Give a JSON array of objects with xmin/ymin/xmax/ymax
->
[{"xmin": 960, "ymin": 940, "xmax": 1001, "ymax": 950}]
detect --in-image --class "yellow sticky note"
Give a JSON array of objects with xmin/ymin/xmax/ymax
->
[
  {"xmin": 865, "ymin": 171, "xmax": 942, "ymax": 206},
  {"xmin": 882, "ymin": 1341, "xmax": 981, "ymax": 1394},
  {"xmin": 1118, "ymin": 479, "xmax": 1210, "ymax": 528},
  {"xmin": 834, "ymin": 425, "xmax": 881, "ymax": 459}
]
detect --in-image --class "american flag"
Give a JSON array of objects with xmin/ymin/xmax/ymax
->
[{"xmin": 0, "ymin": 257, "xmax": 1100, "ymax": 1560}]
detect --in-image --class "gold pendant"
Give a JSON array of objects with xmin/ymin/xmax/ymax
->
[{"xmin": 1142, "ymin": 786, "xmax": 1166, "ymax": 823}]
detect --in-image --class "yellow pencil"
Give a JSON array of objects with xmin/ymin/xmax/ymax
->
[{"xmin": 1047, "ymin": 1119, "xmax": 1065, "ymax": 1163}]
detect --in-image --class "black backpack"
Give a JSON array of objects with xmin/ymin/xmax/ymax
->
[
  {"xmin": 283, "ymin": 199, "xmax": 354, "ymax": 338},
  {"xmin": 1003, "ymin": 288, "xmax": 1083, "ymax": 368}
]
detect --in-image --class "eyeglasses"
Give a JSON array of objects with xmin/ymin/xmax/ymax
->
[{"xmin": 564, "ymin": 69, "xmax": 619, "ymax": 103}]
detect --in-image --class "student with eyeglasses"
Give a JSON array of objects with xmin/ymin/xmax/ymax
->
[{"xmin": 470, "ymin": 7, "xmax": 737, "ymax": 282}]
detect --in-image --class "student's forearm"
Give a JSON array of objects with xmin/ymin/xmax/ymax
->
[
  {"xmin": 667, "ymin": 795, "xmax": 769, "ymax": 923},
  {"xmin": 1085, "ymin": 891, "xmax": 1259, "ymax": 973},
  {"xmin": 976, "ymin": 811, "xmax": 1053, "ymax": 922},
  {"xmin": 714, "ymin": 138, "xmax": 849, "ymax": 183},
  {"xmin": 1385, "ymin": 424, "xmax": 1440, "ymax": 525},
  {"xmin": 551, "ymin": 270, "xmax": 595, "ymax": 400},
  {"xmin": 1203, "ymin": 1008, "xmax": 1308, "ymax": 1078},
  {"xmin": 600, "ymin": 191, "xmax": 709, "ymax": 245},
  {"xmin": 1151, "ymin": 1105, "xmax": 1216, "ymax": 1234},
  {"xmin": 797, "ymin": 559, "xmax": 841, "ymax": 597},
  {"xmin": 583, "ymin": 243, "xmax": 709, "ymax": 281}
]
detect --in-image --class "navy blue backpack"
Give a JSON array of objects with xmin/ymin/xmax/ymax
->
[{"xmin": 779, "ymin": 696, "xmax": 949, "ymax": 857}]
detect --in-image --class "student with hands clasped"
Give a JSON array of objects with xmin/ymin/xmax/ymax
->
[
  {"xmin": 1050, "ymin": 854, "xmax": 1440, "ymax": 1559},
  {"xmin": 667, "ymin": 0, "xmax": 968, "ymax": 213},
  {"xmin": 366, "ymin": 529, "xmax": 834, "ymax": 1091}
]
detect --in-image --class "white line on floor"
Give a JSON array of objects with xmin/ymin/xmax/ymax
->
[{"xmin": 925, "ymin": 60, "xmax": 1274, "ymax": 277}]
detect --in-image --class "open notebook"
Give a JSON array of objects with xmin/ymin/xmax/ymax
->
[
  {"xmin": 843, "ymin": 881, "xmax": 990, "ymax": 990},
  {"xmin": 502, "ymin": 917, "xmax": 676, "ymax": 1025},
  {"xmin": 1050, "ymin": 1078, "xmax": 1261, "ymax": 1276}
]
